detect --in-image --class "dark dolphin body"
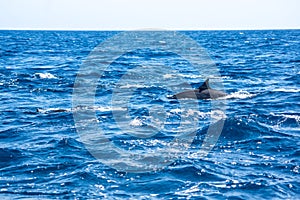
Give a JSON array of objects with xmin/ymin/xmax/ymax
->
[{"xmin": 169, "ymin": 79, "xmax": 227, "ymax": 100}]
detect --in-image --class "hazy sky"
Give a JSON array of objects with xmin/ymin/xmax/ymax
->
[{"xmin": 0, "ymin": 0, "xmax": 299, "ymax": 30}]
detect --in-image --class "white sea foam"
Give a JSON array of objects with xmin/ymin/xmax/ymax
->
[
  {"xmin": 282, "ymin": 114, "xmax": 300, "ymax": 122},
  {"xmin": 77, "ymin": 106, "xmax": 127, "ymax": 112},
  {"xmin": 129, "ymin": 117, "xmax": 143, "ymax": 127},
  {"xmin": 272, "ymin": 88, "xmax": 300, "ymax": 93},
  {"xmin": 37, "ymin": 108, "xmax": 71, "ymax": 113},
  {"xmin": 38, "ymin": 106, "xmax": 127, "ymax": 113},
  {"xmin": 119, "ymin": 84, "xmax": 147, "ymax": 89},
  {"xmin": 167, "ymin": 108, "xmax": 226, "ymax": 121},
  {"xmin": 169, "ymin": 108, "xmax": 182, "ymax": 114},
  {"xmin": 178, "ymin": 74, "xmax": 204, "ymax": 79},
  {"xmin": 163, "ymin": 74, "xmax": 176, "ymax": 79},
  {"xmin": 220, "ymin": 91, "xmax": 256, "ymax": 99},
  {"xmin": 35, "ymin": 73, "xmax": 57, "ymax": 79},
  {"xmin": 270, "ymin": 112, "xmax": 300, "ymax": 123}
]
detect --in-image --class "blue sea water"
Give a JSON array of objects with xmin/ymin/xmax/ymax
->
[{"xmin": 0, "ymin": 30, "xmax": 299, "ymax": 199}]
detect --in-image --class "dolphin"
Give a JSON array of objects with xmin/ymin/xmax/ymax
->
[{"xmin": 169, "ymin": 79, "xmax": 226, "ymax": 100}]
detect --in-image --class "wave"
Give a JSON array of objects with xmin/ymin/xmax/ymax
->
[
  {"xmin": 34, "ymin": 73, "xmax": 57, "ymax": 79},
  {"xmin": 119, "ymin": 84, "xmax": 149, "ymax": 89},
  {"xmin": 272, "ymin": 88, "xmax": 300, "ymax": 93},
  {"xmin": 270, "ymin": 112, "xmax": 300, "ymax": 123},
  {"xmin": 220, "ymin": 90, "xmax": 256, "ymax": 99},
  {"xmin": 36, "ymin": 106, "xmax": 127, "ymax": 114},
  {"xmin": 36, "ymin": 108, "xmax": 71, "ymax": 113}
]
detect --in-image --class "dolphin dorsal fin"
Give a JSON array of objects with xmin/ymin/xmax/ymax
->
[{"xmin": 198, "ymin": 79, "xmax": 211, "ymax": 91}]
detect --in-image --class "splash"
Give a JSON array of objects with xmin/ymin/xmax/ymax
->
[{"xmin": 34, "ymin": 72, "xmax": 57, "ymax": 79}]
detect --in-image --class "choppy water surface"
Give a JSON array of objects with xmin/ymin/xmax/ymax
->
[{"xmin": 0, "ymin": 30, "xmax": 299, "ymax": 199}]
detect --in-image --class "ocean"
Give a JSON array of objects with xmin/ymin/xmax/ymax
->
[{"xmin": 0, "ymin": 30, "xmax": 299, "ymax": 199}]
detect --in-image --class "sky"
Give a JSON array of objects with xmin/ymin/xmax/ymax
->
[{"xmin": 0, "ymin": 0, "xmax": 299, "ymax": 30}]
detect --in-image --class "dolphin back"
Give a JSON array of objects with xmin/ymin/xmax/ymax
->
[{"xmin": 169, "ymin": 79, "xmax": 227, "ymax": 100}]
